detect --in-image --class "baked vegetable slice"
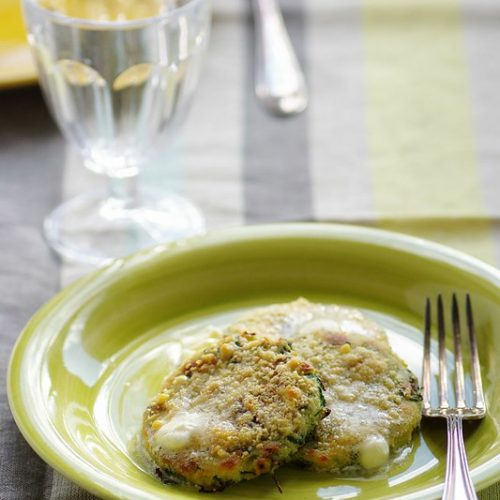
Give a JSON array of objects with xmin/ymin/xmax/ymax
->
[
  {"xmin": 143, "ymin": 332, "xmax": 326, "ymax": 491},
  {"xmin": 229, "ymin": 299, "xmax": 422, "ymax": 472}
]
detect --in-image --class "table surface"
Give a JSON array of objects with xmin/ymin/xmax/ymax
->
[{"xmin": 1, "ymin": 0, "xmax": 499, "ymax": 498}]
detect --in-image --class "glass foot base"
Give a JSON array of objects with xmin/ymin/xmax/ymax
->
[{"xmin": 44, "ymin": 191, "xmax": 206, "ymax": 265}]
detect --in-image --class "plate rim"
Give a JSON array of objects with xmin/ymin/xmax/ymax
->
[{"xmin": 7, "ymin": 222, "xmax": 500, "ymax": 499}]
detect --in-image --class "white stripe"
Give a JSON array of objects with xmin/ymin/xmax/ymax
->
[
  {"xmin": 308, "ymin": 0, "xmax": 374, "ymax": 222},
  {"xmin": 462, "ymin": 0, "xmax": 500, "ymax": 218},
  {"xmin": 181, "ymin": 0, "xmax": 245, "ymax": 230},
  {"xmin": 462, "ymin": 0, "xmax": 500, "ymax": 264}
]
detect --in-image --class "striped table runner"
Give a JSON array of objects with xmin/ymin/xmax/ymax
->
[{"xmin": 1, "ymin": 0, "xmax": 499, "ymax": 498}]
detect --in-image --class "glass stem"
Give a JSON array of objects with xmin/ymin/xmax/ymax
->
[{"xmin": 106, "ymin": 175, "xmax": 141, "ymax": 210}]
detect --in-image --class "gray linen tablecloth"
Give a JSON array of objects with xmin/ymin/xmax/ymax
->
[{"xmin": 1, "ymin": 0, "xmax": 500, "ymax": 498}]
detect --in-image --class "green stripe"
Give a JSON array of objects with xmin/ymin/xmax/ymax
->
[{"xmin": 362, "ymin": 0, "xmax": 495, "ymax": 265}]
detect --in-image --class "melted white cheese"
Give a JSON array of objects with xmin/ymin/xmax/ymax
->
[
  {"xmin": 340, "ymin": 319, "xmax": 373, "ymax": 337},
  {"xmin": 299, "ymin": 319, "xmax": 341, "ymax": 336},
  {"xmin": 358, "ymin": 435, "xmax": 389, "ymax": 469},
  {"xmin": 179, "ymin": 327, "xmax": 223, "ymax": 365},
  {"xmin": 154, "ymin": 412, "xmax": 209, "ymax": 451},
  {"xmin": 299, "ymin": 317, "xmax": 376, "ymax": 340}
]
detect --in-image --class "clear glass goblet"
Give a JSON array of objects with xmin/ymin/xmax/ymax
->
[{"xmin": 22, "ymin": 0, "xmax": 211, "ymax": 265}]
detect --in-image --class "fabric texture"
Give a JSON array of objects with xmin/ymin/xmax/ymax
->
[{"xmin": 1, "ymin": 0, "xmax": 499, "ymax": 498}]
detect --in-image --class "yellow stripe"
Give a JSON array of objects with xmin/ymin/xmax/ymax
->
[{"xmin": 362, "ymin": 0, "xmax": 495, "ymax": 265}]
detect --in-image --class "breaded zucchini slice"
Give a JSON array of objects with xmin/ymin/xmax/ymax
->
[
  {"xmin": 292, "ymin": 329, "xmax": 422, "ymax": 472},
  {"xmin": 143, "ymin": 332, "xmax": 326, "ymax": 491},
  {"xmin": 228, "ymin": 299, "xmax": 422, "ymax": 472},
  {"xmin": 227, "ymin": 298, "xmax": 388, "ymax": 345}
]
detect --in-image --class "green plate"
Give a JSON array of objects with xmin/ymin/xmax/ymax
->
[{"xmin": 7, "ymin": 223, "xmax": 500, "ymax": 500}]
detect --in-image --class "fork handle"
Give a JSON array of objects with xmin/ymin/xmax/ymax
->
[
  {"xmin": 252, "ymin": 0, "xmax": 308, "ymax": 116},
  {"xmin": 443, "ymin": 414, "xmax": 477, "ymax": 500}
]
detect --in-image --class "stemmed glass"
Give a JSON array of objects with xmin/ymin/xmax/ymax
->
[{"xmin": 22, "ymin": 0, "xmax": 211, "ymax": 265}]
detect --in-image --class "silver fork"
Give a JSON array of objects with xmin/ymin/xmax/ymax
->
[{"xmin": 422, "ymin": 294, "xmax": 486, "ymax": 500}]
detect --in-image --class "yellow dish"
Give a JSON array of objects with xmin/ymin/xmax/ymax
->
[{"xmin": 0, "ymin": 0, "xmax": 37, "ymax": 88}]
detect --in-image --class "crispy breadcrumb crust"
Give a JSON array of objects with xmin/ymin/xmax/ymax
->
[
  {"xmin": 292, "ymin": 328, "xmax": 422, "ymax": 472},
  {"xmin": 143, "ymin": 332, "xmax": 326, "ymax": 491},
  {"xmin": 229, "ymin": 299, "xmax": 422, "ymax": 473}
]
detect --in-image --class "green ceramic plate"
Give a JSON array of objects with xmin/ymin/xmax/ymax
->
[{"xmin": 8, "ymin": 224, "xmax": 500, "ymax": 500}]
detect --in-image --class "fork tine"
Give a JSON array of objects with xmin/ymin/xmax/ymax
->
[
  {"xmin": 437, "ymin": 295, "xmax": 449, "ymax": 409},
  {"xmin": 452, "ymin": 294, "xmax": 466, "ymax": 408},
  {"xmin": 466, "ymin": 294, "xmax": 486, "ymax": 411},
  {"xmin": 422, "ymin": 295, "xmax": 484, "ymax": 500},
  {"xmin": 422, "ymin": 298, "xmax": 432, "ymax": 413}
]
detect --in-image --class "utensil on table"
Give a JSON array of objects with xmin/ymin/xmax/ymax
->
[
  {"xmin": 22, "ymin": 0, "xmax": 211, "ymax": 265},
  {"xmin": 422, "ymin": 294, "xmax": 486, "ymax": 500},
  {"xmin": 252, "ymin": 0, "xmax": 307, "ymax": 116}
]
